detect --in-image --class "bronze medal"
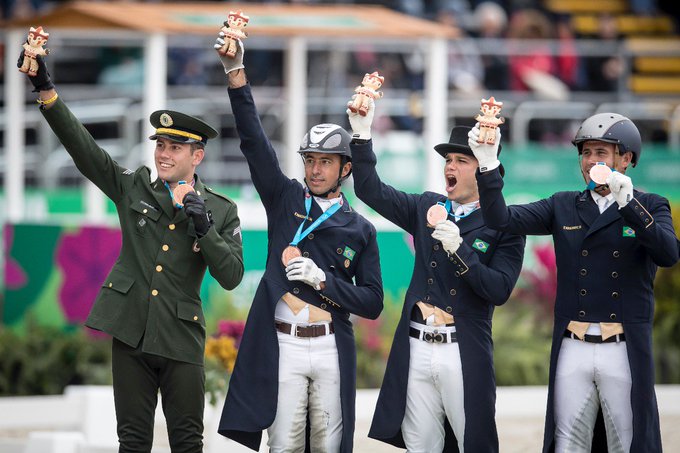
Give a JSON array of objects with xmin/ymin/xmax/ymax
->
[
  {"xmin": 281, "ymin": 245, "xmax": 302, "ymax": 266},
  {"xmin": 172, "ymin": 183, "xmax": 195, "ymax": 207},
  {"xmin": 426, "ymin": 204, "xmax": 448, "ymax": 227},
  {"xmin": 589, "ymin": 164, "xmax": 612, "ymax": 186}
]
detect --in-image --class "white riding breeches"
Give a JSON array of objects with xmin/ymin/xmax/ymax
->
[
  {"xmin": 267, "ymin": 331, "xmax": 343, "ymax": 453},
  {"xmin": 401, "ymin": 334, "xmax": 466, "ymax": 453},
  {"xmin": 554, "ymin": 335, "xmax": 633, "ymax": 453}
]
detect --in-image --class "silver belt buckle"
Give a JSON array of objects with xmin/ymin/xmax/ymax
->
[{"xmin": 424, "ymin": 330, "xmax": 445, "ymax": 344}]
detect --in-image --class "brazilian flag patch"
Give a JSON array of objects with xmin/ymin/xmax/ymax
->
[
  {"xmin": 622, "ymin": 226, "xmax": 636, "ymax": 237},
  {"xmin": 473, "ymin": 239, "xmax": 489, "ymax": 253},
  {"xmin": 343, "ymin": 246, "xmax": 356, "ymax": 261}
]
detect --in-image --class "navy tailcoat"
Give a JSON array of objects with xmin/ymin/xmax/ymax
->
[
  {"xmin": 218, "ymin": 85, "xmax": 384, "ymax": 452},
  {"xmin": 476, "ymin": 167, "xmax": 679, "ymax": 453},
  {"xmin": 352, "ymin": 141, "xmax": 525, "ymax": 452}
]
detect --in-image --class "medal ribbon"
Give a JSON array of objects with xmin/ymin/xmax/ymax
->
[
  {"xmin": 585, "ymin": 162, "xmax": 617, "ymax": 191},
  {"xmin": 437, "ymin": 200, "xmax": 479, "ymax": 220},
  {"xmin": 163, "ymin": 179, "xmax": 194, "ymax": 209},
  {"xmin": 290, "ymin": 191, "xmax": 342, "ymax": 247}
]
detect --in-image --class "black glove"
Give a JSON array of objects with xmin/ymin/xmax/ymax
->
[
  {"xmin": 17, "ymin": 50, "xmax": 54, "ymax": 92},
  {"xmin": 183, "ymin": 192, "xmax": 212, "ymax": 238}
]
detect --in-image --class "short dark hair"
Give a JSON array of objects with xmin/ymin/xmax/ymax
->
[{"xmin": 190, "ymin": 143, "xmax": 204, "ymax": 154}]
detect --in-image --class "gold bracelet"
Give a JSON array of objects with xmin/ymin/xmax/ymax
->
[{"xmin": 37, "ymin": 92, "xmax": 59, "ymax": 106}]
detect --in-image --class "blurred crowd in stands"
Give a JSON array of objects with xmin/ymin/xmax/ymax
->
[{"xmin": 1, "ymin": 0, "xmax": 678, "ymax": 143}]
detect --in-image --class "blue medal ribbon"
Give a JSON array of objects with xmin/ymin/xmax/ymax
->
[
  {"xmin": 586, "ymin": 163, "xmax": 617, "ymax": 191},
  {"xmin": 436, "ymin": 199, "xmax": 479, "ymax": 221},
  {"xmin": 290, "ymin": 191, "xmax": 342, "ymax": 247},
  {"xmin": 164, "ymin": 179, "xmax": 192, "ymax": 209}
]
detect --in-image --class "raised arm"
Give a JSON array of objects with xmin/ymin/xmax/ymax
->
[
  {"xmin": 23, "ymin": 51, "xmax": 128, "ymax": 203},
  {"xmin": 216, "ymin": 35, "xmax": 293, "ymax": 211},
  {"xmin": 348, "ymin": 97, "xmax": 421, "ymax": 234},
  {"xmin": 470, "ymin": 125, "xmax": 555, "ymax": 235}
]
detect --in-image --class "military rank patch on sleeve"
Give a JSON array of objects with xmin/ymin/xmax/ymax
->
[
  {"xmin": 233, "ymin": 226, "xmax": 242, "ymax": 241},
  {"xmin": 472, "ymin": 239, "xmax": 489, "ymax": 253},
  {"xmin": 622, "ymin": 226, "xmax": 636, "ymax": 237},
  {"xmin": 122, "ymin": 168, "xmax": 134, "ymax": 175}
]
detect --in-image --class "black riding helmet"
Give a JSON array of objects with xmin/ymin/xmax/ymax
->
[{"xmin": 572, "ymin": 113, "xmax": 642, "ymax": 167}]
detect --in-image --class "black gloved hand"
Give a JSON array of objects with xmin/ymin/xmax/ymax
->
[
  {"xmin": 17, "ymin": 50, "xmax": 54, "ymax": 92},
  {"xmin": 183, "ymin": 192, "xmax": 212, "ymax": 238}
]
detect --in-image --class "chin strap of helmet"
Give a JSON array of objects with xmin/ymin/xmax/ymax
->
[{"xmin": 304, "ymin": 157, "xmax": 350, "ymax": 198}]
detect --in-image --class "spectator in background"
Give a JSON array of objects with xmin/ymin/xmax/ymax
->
[
  {"xmin": 1, "ymin": 0, "xmax": 45, "ymax": 20},
  {"xmin": 581, "ymin": 13, "xmax": 624, "ymax": 92},
  {"xmin": 507, "ymin": 9, "xmax": 563, "ymax": 93},
  {"xmin": 507, "ymin": 8, "xmax": 580, "ymax": 143},
  {"xmin": 437, "ymin": 6, "xmax": 486, "ymax": 97},
  {"xmin": 471, "ymin": 1, "xmax": 510, "ymax": 91}
]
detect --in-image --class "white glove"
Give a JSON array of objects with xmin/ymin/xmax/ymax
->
[
  {"xmin": 606, "ymin": 171, "xmax": 634, "ymax": 208},
  {"xmin": 346, "ymin": 96, "xmax": 374, "ymax": 140},
  {"xmin": 467, "ymin": 124, "xmax": 501, "ymax": 172},
  {"xmin": 285, "ymin": 256, "xmax": 327, "ymax": 290},
  {"xmin": 214, "ymin": 32, "xmax": 244, "ymax": 75},
  {"xmin": 431, "ymin": 220, "xmax": 463, "ymax": 255}
]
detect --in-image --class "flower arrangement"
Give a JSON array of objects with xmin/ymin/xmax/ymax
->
[{"xmin": 204, "ymin": 320, "xmax": 245, "ymax": 406}]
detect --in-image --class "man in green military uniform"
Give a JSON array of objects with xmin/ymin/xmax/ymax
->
[{"xmin": 19, "ymin": 44, "xmax": 244, "ymax": 453}]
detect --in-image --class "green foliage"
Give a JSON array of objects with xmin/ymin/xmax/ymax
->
[
  {"xmin": 652, "ymin": 204, "xmax": 680, "ymax": 383},
  {"xmin": 0, "ymin": 318, "xmax": 111, "ymax": 396},
  {"xmin": 493, "ymin": 303, "xmax": 552, "ymax": 386},
  {"xmin": 355, "ymin": 295, "xmax": 402, "ymax": 388}
]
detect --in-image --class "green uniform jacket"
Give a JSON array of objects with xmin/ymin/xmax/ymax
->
[{"xmin": 41, "ymin": 99, "xmax": 244, "ymax": 365}]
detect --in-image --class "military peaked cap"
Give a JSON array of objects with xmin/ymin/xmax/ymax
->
[{"xmin": 149, "ymin": 110, "xmax": 219, "ymax": 146}]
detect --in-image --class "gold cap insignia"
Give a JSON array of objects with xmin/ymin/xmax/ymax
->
[{"xmin": 160, "ymin": 113, "xmax": 173, "ymax": 127}]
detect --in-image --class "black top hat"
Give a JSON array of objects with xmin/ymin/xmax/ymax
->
[
  {"xmin": 434, "ymin": 126, "xmax": 505, "ymax": 177},
  {"xmin": 148, "ymin": 110, "xmax": 219, "ymax": 146}
]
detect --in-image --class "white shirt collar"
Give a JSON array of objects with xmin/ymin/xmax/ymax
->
[
  {"xmin": 450, "ymin": 200, "xmax": 480, "ymax": 216},
  {"xmin": 590, "ymin": 191, "xmax": 614, "ymax": 213},
  {"xmin": 314, "ymin": 195, "xmax": 342, "ymax": 213}
]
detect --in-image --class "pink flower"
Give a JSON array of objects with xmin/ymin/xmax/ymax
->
[
  {"xmin": 3, "ymin": 225, "xmax": 27, "ymax": 290},
  {"xmin": 217, "ymin": 319, "xmax": 246, "ymax": 346},
  {"xmin": 55, "ymin": 226, "xmax": 122, "ymax": 325}
]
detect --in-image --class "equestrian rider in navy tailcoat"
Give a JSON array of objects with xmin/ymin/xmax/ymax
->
[
  {"xmin": 350, "ymin": 98, "xmax": 524, "ymax": 452},
  {"xmin": 472, "ymin": 114, "xmax": 679, "ymax": 452},
  {"xmin": 215, "ymin": 37, "xmax": 383, "ymax": 453}
]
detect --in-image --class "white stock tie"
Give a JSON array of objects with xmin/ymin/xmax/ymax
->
[
  {"xmin": 453, "ymin": 205, "xmax": 465, "ymax": 222},
  {"xmin": 597, "ymin": 197, "xmax": 609, "ymax": 214}
]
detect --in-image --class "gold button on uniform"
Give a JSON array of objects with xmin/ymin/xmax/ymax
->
[
  {"xmin": 108, "ymin": 283, "xmax": 113, "ymax": 288},
  {"xmin": 143, "ymin": 209, "xmax": 148, "ymax": 214},
  {"xmin": 162, "ymin": 245, "xmax": 169, "ymax": 251},
  {"xmin": 151, "ymin": 289, "xmax": 159, "ymax": 296},
  {"xmin": 169, "ymin": 224, "xmax": 176, "ymax": 230},
  {"xmin": 196, "ymin": 190, "xmax": 201, "ymax": 196},
  {"xmin": 156, "ymin": 265, "xmax": 163, "ymax": 272},
  {"xmin": 193, "ymin": 316, "xmax": 198, "ymax": 321}
]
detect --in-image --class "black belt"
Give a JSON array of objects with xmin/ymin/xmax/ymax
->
[
  {"xmin": 409, "ymin": 326, "xmax": 457, "ymax": 344},
  {"xmin": 276, "ymin": 321, "xmax": 334, "ymax": 338},
  {"xmin": 563, "ymin": 331, "xmax": 625, "ymax": 343}
]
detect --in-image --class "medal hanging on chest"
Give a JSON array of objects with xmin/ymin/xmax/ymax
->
[
  {"xmin": 281, "ymin": 190, "xmax": 342, "ymax": 266},
  {"xmin": 427, "ymin": 200, "xmax": 479, "ymax": 227}
]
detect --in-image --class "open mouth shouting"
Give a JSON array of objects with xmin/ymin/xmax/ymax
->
[{"xmin": 445, "ymin": 174, "xmax": 458, "ymax": 194}]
